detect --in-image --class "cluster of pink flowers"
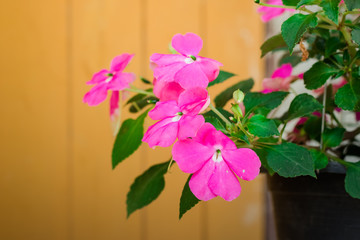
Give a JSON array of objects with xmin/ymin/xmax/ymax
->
[{"xmin": 84, "ymin": 33, "xmax": 261, "ymax": 202}]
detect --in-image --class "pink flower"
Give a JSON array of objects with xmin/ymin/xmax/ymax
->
[
  {"xmin": 110, "ymin": 91, "xmax": 120, "ymax": 120},
  {"xmin": 142, "ymin": 88, "xmax": 210, "ymax": 148},
  {"xmin": 262, "ymin": 64, "xmax": 300, "ymax": 93},
  {"xmin": 150, "ymin": 33, "xmax": 222, "ymax": 89},
  {"xmin": 83, "ymin": 54, "xmax": 135, "ymax": 106},
  {"xmin": 153, "ymin": 78, "xmax": 185, "ymax": 102},
  {"xmin": 258, "ymin": 0, "xmax": 295, "ymax": 22},
  {"xmin": 173, "ymin": 123, "xmax": 261, "ymax": 201}
]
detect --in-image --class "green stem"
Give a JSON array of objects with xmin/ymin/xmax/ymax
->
[
  {"xmin": 209, "ymin": 103, "xmax": 232, "ymax": 126},
  {"xmin": 125, "ymin": 86, "xmax": 156, "ymax": 96},
  {"xmin": 330, "ymin": 112, "xmax": 344, "ymax": 128},
  {"xmin": 317, "ymin": 24, "xmax": 337, "ymax": 30},
  {"xmin": 256, "ymin": 2, "xmax": 296, "ymax": 9},
  {"xmin": 344, "ymin": 10, "xmax": 360, "ymax": 17},
  {"xmin": 237, "ymin": 121, "xmax": 253, "ymax": 141},
  {"xmin": 279, "ymin": 122, "xmax": 287, "ymax": 144},
  {"xmin": 340, "ymin": 26, "xmax": 357, "ymax": 57},
  {"xmin": 325, "ymin": 153, "xmax": 360, "ymax": 170}
]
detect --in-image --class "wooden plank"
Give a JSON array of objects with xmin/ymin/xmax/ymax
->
[
  {"xmin": 0, "ymin": 1, "xmax": 69, "ymax": 239},
  {"xmin": 206, "ymin": 1, "xmax": 265, "ymax": 239},
  {"xmin": 71, "ymin": 0, "xmax": 143, "ymax": 239}
]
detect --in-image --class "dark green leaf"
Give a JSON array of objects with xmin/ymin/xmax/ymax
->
[
  {"xmin": 309, "ymin": 149, "xmax": 328, "ymax": 169},
  {"xmin": 260, "ymin": 34, "xmax": 287, "ymax": 57},
  {"xmin": 129, "ymin": 96, "xmax": 158, "ymax": 113},
  {"xmin": 247, "ymin": 115, "xmax": 280, "ymax": 137},
  {"xmin": 179, "ymin": 175, "xmax": 200, "ymax": 219},
  {"xmin": 322, "ymin": 127, "xmax": 345, "ymax": 148},
  {"xmin": 344, "ymin": 0, "xmax": 360, "ymax": 11},
  {"xmin": 267, "ymin": 142, "xmax": 316, "ymax": 177},
  {"xmin": 287, "ymin": 93, "xmax": 323, "ymax": 120},
  {"xmin": 296, "ymin": 0, "xmax": 321, "ymax": 8},
  {"xmin": 127, "ymin": 161, "xmax": 169, "ymax": 217},
  {"xmin": 112, "ymin": 110, "xmax": 148, "ymax": 169},
  {"xmin": 208, "ymin": 70, "xmax": 236, "ymax": 87},
  {"xmin": 320, "ymin": 0, "xmax": 341, "ymax": 24},
  {"xmin": 281, "ymin": 13, "xmax": 318, "ymax": 54},
  {"xmin": 254, "ymin": 148, "xmax": 275, "ymax": 176},
  {"xmin": 140, "ymin": 77, "xmax": 151, "ymax": 84},
  {"xmin": 325, "ymin": 37, "xmax": 346, "ymax": 58},
  {"xmin": 204, "ymin": 116, "xmax": 226, "ymax": 132},
  {"xmin": 345, "ymin": 162, "xmax": 360, "ymax": 199},
  {"xmin": 303, "ymin": 62, "xmax": 339, "ymax": 89},
  {"xmin": 335, "ymin": 82, "xmax": 360, "ymax": 111},
  {"xmin": 282, "ymin": 0, "xmax": 300, "ymax": 6},
  {"xmin": 351, "ymin": 29, "xmax": 360, "ymax": 45},
  {"xmin": 303, "ymin": 116, "xmax": 322, "ymax": 140},
  {"xmin": 279, "ymin": 53, "xmax": 302, "ymax": 67},
  {"xmin": 214, "ymin": 78, "xmax": 254, "ymax": 108},
  {"xmin": 231, "ymin": 132, "xmax": 250, "ymax": 145},
  {"xmin": 244, "ymin": 92, "xmax": 289, "ymax": 115},
  {"xmin": 203, "ymin": 108, "xmax": 233, "ymax": 126}
]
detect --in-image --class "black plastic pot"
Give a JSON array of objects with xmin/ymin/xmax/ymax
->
[{"xmin": 267, "ymin": 163, "xmax": 360, "ymax": 240}]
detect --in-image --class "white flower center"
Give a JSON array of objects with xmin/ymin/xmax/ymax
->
[
  {"xmin": 105, "ymin": 76, "xmax": 113, "ymax": 83},
  {"xmin": 171, "ymin": 112, "xmax": 183, "ymax": 122},
  {"xmin": 184, "ymin": 57, "xmax": 195, "ymax": 64},
  {"xmin": 212, "ymin": 150, "xmax": 223, "ymax": 163}
]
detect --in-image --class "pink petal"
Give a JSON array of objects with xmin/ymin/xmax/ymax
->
[
  {"xmin": 222, "ymin": 148, "xmax": 261, "ymax": 181},
  {"xmin": 175, "ymin": 63, "xmax": 209, "ymax": 89},
  {"xmin": 86, "ymin": 69, "xmax": 109, "ymax": 85},
  {"xmin": 142, "ymin": 118, "xmax": 178, "ymax": 148},
  {"xmin": 198, "ymin": 57, "xmax": 223, "ymax": 82},
  {"xmin": 262, "ymin": 77, "xmax": 281, "ymax": 92},
  {"xmin": 172, "ymin": 139, "xmax": 213, "ymax": 173},
  {"xmin": 271, "ymin": 64, "xmax": 293, "ymax": 79},
  {"xmin": 148, "ymin": 101, "xmax": 180, "ymax": 120},
  {"xmin": 178, "ymin": 115, "xmax": 205, "ymax": 140},
  {"xmin": 83, "ymin": 83, "xmax": 109, "ymax": 106},
  {"xmin": 150, "ymin": 53, "xmax": 185, "ymax": 65},
  {"xmin": 110, "ymin": 91, "xmax": 119, "ymax": 119},
  {"xmin": 194, "ymin": 123, "xmax": 237, "ymax": 150},
  {"xmin": 208, "ymin": 161, "xmax": 241, "ymax": 201},
  {"xmin": 189, "ymin": 160, "xmax": 217, "ymax": 201},
  {"xmin": 171, "ymin": 33, "xmax": 203, "ymax": 56},
  {"xmin": 153, "ymin": 79, "xmax": 184, "ymax": 102},
  {"xmin": 178, "ymin": 87, "xmax": 210, "ymax": 115},
  {"xmin": 110, "ymin": 53, "xmax": 134, "ymax": 72},
  {"xmin": 153, "ymin": 62, "xmax": 187, "ymax": 83},
  {"xmin": 108, "ymin": 72, "xmax": 135, "ymax": 91}
]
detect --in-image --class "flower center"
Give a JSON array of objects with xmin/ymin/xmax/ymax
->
[
  {"xmin": 184, "ymin": 57, "xmax": 195, "ymax": 64},
  {"xmin": 171, "ymin": 112, "xmax": 183, "ymax": 122},
  {"xmin": 212, "ymin": 149, "xmax": 223, "ymax": 163},
  {"xmin": 105, "ymin": 73, "xmax": 114, "ymax": 83}
]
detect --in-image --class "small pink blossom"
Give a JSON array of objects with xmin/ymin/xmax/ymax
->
[
  {"xmin": 173, "ymin": 123, "xmax": 261, "ymax": 201},
  {"xmin": 153, "ymin": 78, "xmax": 185, "ymax": 102},
  {"xmin": 83, "ymin": 54, "xmax": 135, "ymax": 107},
  {"xmin": 262, "ymin": 64, "xmax": 300, "ymax": 93},
  {"xmin": 258, "ymin": 0, "xmax": 295, "ymax": 22},
  {"xmin": 150, "ymin": 33, "xmax": 222, "ymax": 89},
  {"xmin": 142, "ymin": 88, "xmax": 210, "ymax": 148}
]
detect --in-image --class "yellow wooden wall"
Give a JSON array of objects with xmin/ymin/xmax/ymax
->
[{"xmin": 0, "ymin": 0, "xmax": 265, "ymax": 239}]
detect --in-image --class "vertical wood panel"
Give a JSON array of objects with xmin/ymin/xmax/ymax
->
[
  {"xmin": 71, "ymin": 0, "xmax": 143, "ymax": 239},
  {"xmin": 0, "ymin": 1, "xmax": 69, "ymax": 239}
]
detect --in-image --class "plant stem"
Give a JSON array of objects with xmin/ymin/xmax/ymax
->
[
  {"xmin": 257, "ymin": 2, "xmax": 296, "ymax": 9},
  {"xmin": 279, "ymin": 122, "xmax": 287, "ymax": 144},
  {"xmin": 325, "ymin": 153, "xmax": 360, "ymax": 170},
  {"xmin": 330, "ymin": 112, "xmax": 344, "ymax": 128},
  {"xmin": 125, "ymin": 86, "xmax": 156, "ymax": 96},
  {"xmin": 208, "ymin": 103, "xmax": 232, "ymax": 126}
]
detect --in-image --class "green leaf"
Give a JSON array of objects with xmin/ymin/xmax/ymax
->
[
  {"xmin": 204, "ymin": 116, "xmax": 226, "ymax": 132},
  {"xmin": 279, "ymin": 53, "xmax": 302, "ymax": 67},
  {"xmin": 303, "ymin": 62, "xmax": 339, "ymax": 89},
  {"xmin": 179, "ymin": 175, "xmax": 200, "ymax": 219},
  {"xmin": 260, "ymin": 34, "xmax": 287, "ymax": 57},
  {"xmin": 309, "ymin": 149, "xmax": 328, "ymax": 169},
  {"xmin": 320, "ymin": 0, "xmax": 341, "ymax": 24},
  {"xmin": 231, "ymin": 132, "xmax": 250, "ymax": 145},
  {"xmin": 282, "ymin": 0, "xmax": 300, "ymax": 6},
  {"xmin": 345, "ymin": 162, "xmax": 360, "ymax": 199},
  {"xmin": 303, "ymin": 116, "xmax": 322, "ymax": 140},
  {"xmin": 344, "ymin": 0, "xmax": 360, "ymax": 11},
  {"xmin": 203, "ymin": 108, "xmax": 233, "ymax": 126},
  {"xmin": 286, "ymin": 93, "xmax": 323, "ymax": 120},
  {"xmin": 208, "ymin": 70, "xmax": 236, "ymax": 87},
  {"xmin": 214, "ymin": 78, "xmax": 254, "ymax": 108},
  {"xmin": 112, "ymin": 110, "xmax": 148, "ymax": 169},
  {"xmin": 351, "ymin": 29, "xmax": 360, "ymax": 45},
  {"xmin": 281, "ymin": 13, "xmax": 318, "ymax": 54},
  {"xmin": 244, "ymin": 91, "xmax": 289, "ymax": 115},
  {"xmin": 335, "ymin": 82, "xmax": 360, "ymax": 111},
  {"xmin": 129, "ymin": 97, "xmax": 158, "ymax": 113},
  {"xmin": 322, "ymin": 127, "xmax": 345, "ymax": 148},
  {"xmin": 254, "ymin": 148, "xmax": 275, "ymax": 176},
  {"xmin": 296, "ymin": 0, "xmax": 321, "ymax": 8},
  {"xmin": 325, "ymin": 37, "xmax": 346, "ymax": 58},
  {"xmin": 127, "ymin": 161, "xmax": 169, "ymax": 217},
  {"xmin": 247, "ymin": 114, "xmax": 279, "ymax": 137},
  {"xmin": 267, "ymin": 142, "xmax": 316, "ymax": 177},
  {"xmin": 140, "ymin": 77, "xmax": 151, "ymax": 84}
]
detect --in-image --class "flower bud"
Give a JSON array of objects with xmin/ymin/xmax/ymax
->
[
  {"xmin": 231, "ymin": 103, "xmax": 243, "ymax": 119},
  {"xmin": 233, "ymin": 89, "xmax": 245, "ymax": 104}
]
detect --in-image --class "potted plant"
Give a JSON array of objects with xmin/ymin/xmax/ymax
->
[{"xmin": 84, "ymin": 0, "xmax": 360, "ymax": 238}]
